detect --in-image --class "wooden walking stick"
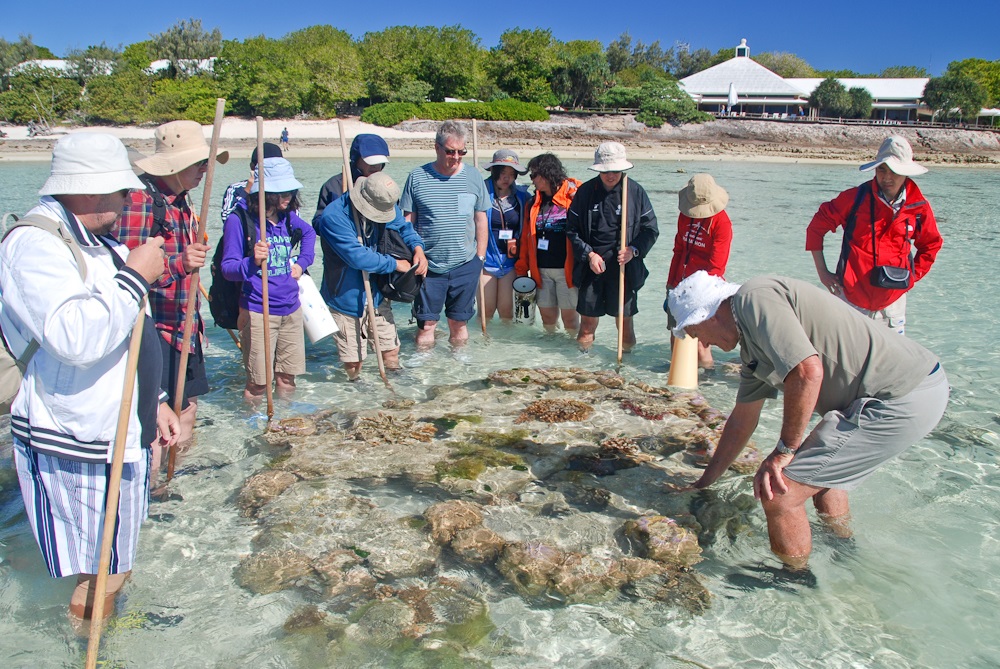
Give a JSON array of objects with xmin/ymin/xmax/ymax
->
[
  {"xmin": 616, "ymin": 174, "xmax": 629, "ymax": 366},
  {"xmin": 167, "ymin": 97, "xmax": 225, "ymax": 481},
  {"xmin": 85, "ymin": 304, "xmax": 147, "ymax": 669},
  {"xmin": 472, "ymin": 119, "xmax": 488, "ymax": 337},
  {"xmin": 256, "ymin": 117, "xmax": 275, "ymax": 420},
  {"xmin": 337, "ymin": 120, "xmax": 391, "ymax": 389}
]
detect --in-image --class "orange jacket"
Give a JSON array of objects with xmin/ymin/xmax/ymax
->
[{"xmin": 515, "ymin": 177, "xmax": 581, "ymax": 287}]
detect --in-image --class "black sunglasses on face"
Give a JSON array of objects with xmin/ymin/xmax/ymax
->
[{"xmin": 442, "ymin": 148, "xmax": 468, "ymax": 156}]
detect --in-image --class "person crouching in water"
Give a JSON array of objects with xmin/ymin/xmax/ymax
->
[
  {"xmin": 315, "ymin": 171, "xmax": 427, "ymax": 380},
  {"xmin": 220, "ymin": 157, "xmax": 316, "ymax": 402}
]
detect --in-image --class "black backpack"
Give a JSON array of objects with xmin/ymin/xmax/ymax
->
[
  {"xmin": 208, "ymin": 207, "xmax": 302, "ymax": 330},
  {"xmin": 374, "ymin": 225, "xmax": 422, "ymax": 303}
]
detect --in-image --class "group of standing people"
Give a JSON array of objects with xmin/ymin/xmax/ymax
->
[{"xmin": 0, "ymin": 117, "xmax": 948, "ymax": 635}]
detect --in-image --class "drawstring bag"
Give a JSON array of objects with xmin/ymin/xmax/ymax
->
[{"xmin": 374, "ymin": 226, "xmax": 422, "ymax": 303}]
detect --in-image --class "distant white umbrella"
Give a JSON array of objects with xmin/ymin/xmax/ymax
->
[{"xmin": 727, "ymin": 82, "xmax": 739, "ymax": 110}]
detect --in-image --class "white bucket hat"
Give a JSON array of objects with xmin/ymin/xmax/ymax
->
[
  {"xmin": 39, "ymin": 133, "xmax": 145, "ymax": 196},
  {"xmin": 250, "ymin": 157, "xmax": 303, "ymax": 194},
  {"xmin": 589, "ymin": 141, "xmax": 633, "ymax": 172},
  {"xmin": 678, "ymin": 174, "xmax": 729, "ymax": 218},
  {"xmin": 668, "ymin": 270, "xmax": 742, "ymax": 338},
  {"xmin": 350, "ymin": 172, "xmax": 400, "ymax": 224},
  {"xmin": 859, "ymin": 135, "xmax": 927, "ymax": 176},
  {"xmin": 134, "ymin": 120, "xmax": 229, "ymax": 176}
]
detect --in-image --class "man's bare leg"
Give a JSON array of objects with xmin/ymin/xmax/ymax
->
[
  {"xmin": 275, "ymin": 372, "xmax": 296, "ymax": 398},
  {"xmin": 620, "ymin": 316, "xmax": 636, "ymax": 352},
  {"xmin": 539, "ymin": 306, "xmax": 559, "ymax": 333},
  {"xmin": 759, "ymin": 477, "xmax": 824, "ymax": 569},
  {"xmin": 69, "ymin": 572, "xmax": 130, "ymax": 634},
  {"xmin": 560, "ymin": 309, "xmax": 579, "ymax": 335},
  {"xmin": 416, "ymin": 321, "xmax": 437, "ymax": 350},
  {"xmin": 814, "ymin": 487, "xmax": 853, "ymax": 539},
  {"xmin": 343, "ymin": 362, "xmax": 362, "ymax": 380},
  {"xmin": 448, "ymin": 318, "xmax": 469, "ymax": 347},
  {"xmin": 382, "ymin": 347, "xmax": 401, "ymax": 370},
  {"xmin": 577, "ymin": 316, "xmax": 599, "ymax": 350}
]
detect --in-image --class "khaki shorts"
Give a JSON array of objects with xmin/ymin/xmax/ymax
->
[
  {"xmin": 330, "ymin": 301, "xmax": 399, "ymax": 363},
  {"xmin": 844, "ymin": 293, "xmax": 907, "ymax": 335},
  {"xmin": 536, "ymin": 266, "xmax": 578, "ymax": 310},
  {"xmin": 238, "ymin": 308, "xmax": 306, "ymax": 385}
]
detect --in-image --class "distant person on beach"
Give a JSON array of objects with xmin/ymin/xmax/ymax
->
[
  {"xmin": 567, "ymin": 142, "xmax": 658, "ymax": 351},
  {"xmin": 480, "ymin": 149, "xmax": 529, "ymax": 322},
  {"xmin": 220, "ymin": 157, "xmax": 315, "ymax": 402},
  {"xmin": 400, "ymin": 120, "xmax": 489, "ymax": 349},
  {"xmin": 0, "ymin": 133, "xmax": 179, "ymax": 628},
  {"xmin": 220, "ymin": 142, "xmax": 283, "ymax": 222},
  {"xmin": 312, "ymin": 133, "xmax": 390, "ymax": 224},
  {"xmin": 665, "ymin": 174, "xmax": 733, "ymax": 368},
  {"xmin": 807, "ymin": 135, "xmax": 941, "ymax": 335},
  {"xmin": 280, "ymin": 127, "xmax": 289, "ymax": 152},
  {"xmin": 668, "ymin": 272, "xmax": 948, "ymax": 570},
  {"xmin": 515, "ymin": 153, "xmax": 581, "ymax": 333},
  {"xmin": 120, "ymin": 120, "xmax": 229, "ymax": 446},
  {"xmin": 315, "ymin": 171, "xmax": 426, "ymax": 380}
]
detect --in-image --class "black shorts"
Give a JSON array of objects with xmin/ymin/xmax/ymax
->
[
  {"xmin": 576, "ymin": 270, "xmax": 639, "ymax": 318},
  {"xmin": 160, "ymin": 335, "xmax": 208, "ymax": 410}
]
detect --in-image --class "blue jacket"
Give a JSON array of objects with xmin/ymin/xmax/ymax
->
[
  {"xmin": 484, "ymin": 178, "xmax": 529, "ymax": 275},
  {"xmin": 315, "ymin": 192, "xmax": 423, "ymax": 318}
]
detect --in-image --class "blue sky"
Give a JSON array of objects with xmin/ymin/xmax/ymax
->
[{"xmin": 5, "ymin": 1, "xmax": 998, "ymax": 76}]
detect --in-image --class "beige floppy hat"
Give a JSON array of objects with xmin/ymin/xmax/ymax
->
[
  {"xmin": 678, "ymin": 174, "xmax": 729, "ymax": 218},
  {"xmin": 350, "ymin": 172, "xmax": 401, "ymax": 224},
  {"xmin": 588, "ymin": 142, "xmax": 633, "ymax": 172},
  {"xmin": 134, "ymin": 120, "xmax": 229, "ymax": 176},
  {"xmin": 860, "ymin": 135, "xmax": 927, "ymax": 176}
]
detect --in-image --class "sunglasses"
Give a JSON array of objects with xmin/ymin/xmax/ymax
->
[{"xmin": 441, "ymin": 148, "xmax": 468, "ymax": 156}]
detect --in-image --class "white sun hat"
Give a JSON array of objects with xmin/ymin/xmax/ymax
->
[
  {"xmin": 39, "ymin": 132, "xmax": 145, "ymax": 195},
  {"xmin": 588, "ymin": 141, "xmax": 633, "ymax": 172},
  {"xmin": 250, "ymin": 157, "xmax": 303, "ymax": 194},
  {"xmin": 859, "ymin": 135, "xmax": 928, "ymax": 176},
  {"xmin": 668, "ymin": 270, "xmax": 742, "ymax": 338}
]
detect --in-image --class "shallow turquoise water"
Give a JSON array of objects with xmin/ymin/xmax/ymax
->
[{"xmin": 1, "ymin": 152, "xmax": 998, "ymax": 668}]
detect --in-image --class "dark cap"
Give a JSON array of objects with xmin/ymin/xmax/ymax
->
[{"xmin": 250, "ymin": 142, "xmax": 283, "ymax": 169}]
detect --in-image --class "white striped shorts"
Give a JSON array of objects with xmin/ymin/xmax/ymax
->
[{"xmin": 13, "ymin": 440, "xmax": 149, "ymax": 578}]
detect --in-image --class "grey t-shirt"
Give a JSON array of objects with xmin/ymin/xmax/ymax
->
[{"xmin": 733, "ymin": 276, "xmax": 939, "ymax": 414}]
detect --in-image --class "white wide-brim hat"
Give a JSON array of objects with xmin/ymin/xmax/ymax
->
[
  {"xmin": 39, "ymin": 132, "xmax": 145, "ymax": 195},
  {"xmin": 350, "ymin": 172, "xmax": 401, "ymax": 224},
  {"xmin": 134, "ymin": 120, "xmax": 229, "ymax": 176},
  {"xmin": 250, "ymin": 157, "xmax": 303, "ymax": 194},
  {"xmin": 589, "ymin": 141, "xmax": 633, "ymax": 172},
  {"xmin": 668, "ymin": 270, "xmax": 742, "ymax": 338},
  {"xmin": 859, "ymin": 135, "xmax": 927, "ymax": 176},
  {"xmin": 679, "ymin": 173, "xmax": 729, "ymax": 218}
]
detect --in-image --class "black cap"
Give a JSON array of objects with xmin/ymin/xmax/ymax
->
[{"xmin": 250, "ymin": 142, "xmax": 283, "ymax": 169}]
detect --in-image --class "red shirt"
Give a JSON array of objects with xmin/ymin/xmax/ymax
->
[
  {"xmin": 806, "ymin": 178, "xmax": 941, "ymax": 311},
  {"xmin": 117, "ymin": 178, "xmax": 202, "ymax": 352},
  {"xmin": 667, "ymin": 210, "xmax": 732, "ymax": 288}
]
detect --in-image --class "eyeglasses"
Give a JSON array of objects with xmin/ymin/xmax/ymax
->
[
  {"xmin": 441, "ymin": 148, "xmax": 468, "ymax": 156},
  {"xmin": 195, "ymin": 159, "xmax": 209, "ymax": 169}
]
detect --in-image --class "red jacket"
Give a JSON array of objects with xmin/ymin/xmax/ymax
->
[
  {"xmin": 806, "ymin": 178, "xmax": 942, "ymax": 311},
  {"xmin": 666, "ymin": 210, "xmax": 732, "ymax": 288},
  {"xmin": 516, "ymin": 177, "xmax": 581, "ymax": 287}
]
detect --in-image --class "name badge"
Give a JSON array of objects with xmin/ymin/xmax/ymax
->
[
  {"xmin": 537, "ymin": 238, "xmax": 550, "ymax": 251},
  {"xmin": 499, "ymin": 229, "xmax": 513, "ymax": 240}
]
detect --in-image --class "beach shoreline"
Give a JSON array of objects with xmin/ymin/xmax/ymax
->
[{"xmin": 2, "ymin": 115, "xmax": 998, "ymax": 167}]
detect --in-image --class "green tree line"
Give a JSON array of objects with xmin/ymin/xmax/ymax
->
[{"xmin": 2, "ymin": 23, "xmax": 998, "ymax": 127}]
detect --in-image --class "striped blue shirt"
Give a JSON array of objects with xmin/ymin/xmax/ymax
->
[{"xmin": 400, "ymin": 163, "xmax": 489, "ymax": 273}]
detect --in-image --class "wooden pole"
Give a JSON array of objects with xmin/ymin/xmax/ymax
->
[
  {"xmin": 85, "ymin": 304, "xmax": 147, "ymax": 669},
  {"xmin": 167, "ymin": 98, "xmax": 225, "ymax": 481},
  {"xmin": 337, "ymin": 120, "xmax": 390, "ymax": 389},
  {"xmin": 472, "ymin": 119, "xmax": 487, "ymax": 337},
  {"xmin": 616, "ymin": 174, "xmax": 629, "ymax": 365},
  {"xmin": 256, "ymin": 117, "xmax": 275, "ymax": 420}
]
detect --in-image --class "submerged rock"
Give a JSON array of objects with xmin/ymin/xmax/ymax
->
[
  {"xmin": 515, "ymin": 398, "xmax": 594, "ymax": 424},
  {"xmin": 237, "ymin": 470, "xmax": 299, "ymax": 518},
  {"xmin": 623, "ymin": 515, "xmax": 703, "ymax": 567}
]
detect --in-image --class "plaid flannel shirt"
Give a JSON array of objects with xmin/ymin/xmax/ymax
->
[{"xmin": 118, "ymin": 177, "xmax": 202, "ymax": 352}]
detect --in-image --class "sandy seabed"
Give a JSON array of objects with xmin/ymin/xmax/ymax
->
[{"xmin": 2, "ymin": 114, "xmax": 999, "ymax": 167}]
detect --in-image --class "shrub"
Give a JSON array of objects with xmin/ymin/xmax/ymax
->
[
  {"xmin": 360, "ymin": 99, "xmax": 549, "ymax": 127},
  {"xmin": 147, "ymin": 76, "xmax": 220, "ymax": 124},
  {"xmin": 82, "ymin": 70, "xmax": 150, "ymax": 124}
]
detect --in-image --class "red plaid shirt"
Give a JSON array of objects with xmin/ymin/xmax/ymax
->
[{"xmin": 118, "ymin": 177, "xmax": 202, "ymax": 352}]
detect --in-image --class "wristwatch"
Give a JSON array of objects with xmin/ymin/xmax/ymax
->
[
  {"xmin": 629, "ymin": 245, "xmax": 639, "ymax": 258},
  {"xmin": 478, "ymin": 254, "xmax": 485, "ymax": 262},
  {"xmin": 775, "ymin": 439, "xmax": 796, "ymax": 456}
]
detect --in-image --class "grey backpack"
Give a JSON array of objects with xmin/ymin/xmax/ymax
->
[{"xmin": 0, "ymin": 213, "xmax": 87, "ymax": 413}]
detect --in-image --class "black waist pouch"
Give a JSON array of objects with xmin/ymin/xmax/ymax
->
[{"xmin": 870, "ymin": 265, "xmax": 911, "ymax": 289}]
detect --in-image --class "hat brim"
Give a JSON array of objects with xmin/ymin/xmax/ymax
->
[
  {"xmin": 135, "ymin": 147, "xmax": 229, "ymax": 176},
  {"xmin": 484, "ymin": 161, "xmax": 528, "ymax": 174},
  {"xmin": 38, "ymin": 169, "xmax": 145, "ymax": 196},
  {"xmin": 588, "ymin": 159, "xmax": 634, "ymax": 172},
  {"xmin": 249, "ymin": 176, "xmax": 304, "ymax": 194},
  {"xmin": 349, "ymin": 182, "xmax": 397, "ymax": 224},
  {"xmin": 859, "ymin": 156, "xmax": 927, "ymax": 176},
  {"xmin": 679, "ymin": 188, "xmax": 729, "ymax": 219},
  {"xmin": 361, "ymin": 154, "xmax": 390, "ymax": 166}
]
